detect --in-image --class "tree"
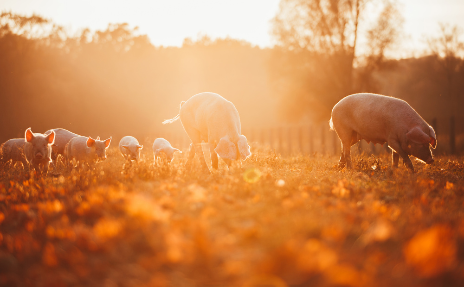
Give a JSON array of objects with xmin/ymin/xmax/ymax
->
[
  {"xmin": 270, "ymin": 0, "xmax": 403, "ymax": 120},
  {"xmin": 427, "ymin": 24, "xmax": 464, "ymax": 116},
  {"xmin": 356, "ymin": 1, "xmax": 403, "ymax": 91}
]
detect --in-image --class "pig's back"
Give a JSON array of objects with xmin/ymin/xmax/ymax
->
[
  {"xmin": 119, "ymin": 136, "xmax": 138, "ymax": 153},
  {"xmin": 46, "ymin": 128, "xmax": 80, "ymax": 155},
  {"xmin": 119, "ymin": 136, "xmax": 137, "ymax": 147},
  {"xmin": 180, "ymin": 92, "xmax": 240, "ymax": 142},
  {"xmin": 1, "ymin": 139, "xmax": 26, "ymax": 162},
  {"xmin": 336, "ymin": 93, "xmax": 411, "ymax": 116},
  {"xmin": 66, "ymin": 136, "xmax": 90, "ymax": 160},
  {"xmin": 332, "ymin": 93, "xmax": 423, "ymax": 141},
  {"xmin": 153, "ymin": 138, "xmax": 170, "ymax": 150}
]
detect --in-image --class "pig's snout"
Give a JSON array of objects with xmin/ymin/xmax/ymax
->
[
  {"xmin": 35, "ymin": 153, "xmax": 43, "ymax": 159},
  {"xmin": 426, "ymin": 157, "xmax": 434, "ymax": 164}
]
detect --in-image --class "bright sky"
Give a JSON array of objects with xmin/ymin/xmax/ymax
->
[{"xmin": 1, "ymin": 0, "xmax": 464, "ymax": 54}]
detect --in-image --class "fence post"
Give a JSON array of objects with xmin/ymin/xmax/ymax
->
[
  {"xmin": 261, "ymin": 128, "xmax": 266, "ymax": 147},
  {"xmin": 250, "ymin": 128, "xmax": 255, "ymax": 144},
  {"xmin": 309, "ymin": 125, "xmax": 313, "ymax": 154},
  {"xmin": 450, "ymin": 116, "xmax": 456, "ymax": 154},
  {"xmin": 287, "ymin": 127, "xmax": 293, "ymax": 156},
  {"xmin": 278, "ymin": 127, "xmax": 284, "ymax": 155},
  {"xmin": 270, "ymin": 128, "xmax": 274, "ymax": 151},
  {"xmin": 298, "ymin": 127, "xmax": 304, "ymax": 155},
  {"xmin": 320, "ymin": 125, "xmax": 325, "ymax": 154}
]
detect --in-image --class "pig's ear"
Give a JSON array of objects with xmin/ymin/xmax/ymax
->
[
  {"xmin": 430, "ymin": 137, "xmax": 437, "ymax": 149},
  {"xmin": 429, "ymin": 126, "xmax": 437, "ymax": 149},
  {"xmin": 87, "ymin": 137, "xmax": 96, "ymax": 147},
  {"xmin": 25, "ymin": 128, "xmax": 34, "ymax": 142},
  {"xmin": 238, "ymin": 135, "xmax": 251, "ymax": 160},
  {"xmin": 137, "ymin": 145, "xmax": 143, "ymax": 149},
  {"xmin": 122, "ymin": 145, "xmax": 130, "ymax": 150},
  {"xmin": 406, "ymin": 127, "xmax": 430, "ymax": 145},
  {"xmin": 104, "ymin": 137, "xmax": 112, "ymax": 148},
  {"xmin": 215, "ymin": 136, "xmax": 237, "ymax": 160},
  {"xmin": 173, "ymin": 148, "xmax": 182, "ymax": 154},
  {"xmin": 46, "ymin": 131, "xmax": 55, "ymax": 145},
  {"xmin": 96, "ymin": 136, "xmax": 100, "ymax": 141}
]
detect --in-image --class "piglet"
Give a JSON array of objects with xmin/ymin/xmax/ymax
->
[
  {"xmin": 119, "ymin": 136, "xmax": 143, "ymax": 162},
  {"xmin": 0, "ymin": 128, "xmax": 55, "ymax": 175},
  {"xmin": 64, "ymin": 136, "xmax": 111, "ymax": 170},
  {"xmin": 330, "ymin": 93, "xmax": 436, "ymax": 172},
  {"xmin": 152, "ymin": 138, "xmax": 181, "ymax": 164}
]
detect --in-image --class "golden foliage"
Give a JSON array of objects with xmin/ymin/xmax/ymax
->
[
  {"xmin": 404, "ymin": 224, "xmax": 457, "ymax": 277},
  {"xmin": 0, "ymin": 150, "xmax": 463, "ymax": 286}
]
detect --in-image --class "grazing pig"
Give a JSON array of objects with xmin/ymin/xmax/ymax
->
[
  {"xmin": 64, "ymin": 136, "xmax": 111, "ymax": 170},
  {"xmin": 1, "ymin": 128, "xmax": 55, "ymax": 174},
  {"xmin": 45, "ymin": 128, "xmax": 80, "ymax": 166},
  {"xmin": 330, "ymin": 93, "xmax": 437, "ymax": 172},
  {"xmin": 162, "ymin": 92, "xmax": 251, "ymax": 170},
  {"xmin": 119, "ymin": 136, "xmax": 143, "ymax": 162},
  {"xmin": 152, "ymin": 138, "xmax": 181, "ymax": 164}
]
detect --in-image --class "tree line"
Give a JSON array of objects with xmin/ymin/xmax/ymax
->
[{"xmin": 0, "ymin": 3, "xmax": 463, "ymax": 145}]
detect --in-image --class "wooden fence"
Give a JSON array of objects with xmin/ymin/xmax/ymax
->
[{"xmin": 154, "ymin": 116, "xmax": 464, "ymax": 156}]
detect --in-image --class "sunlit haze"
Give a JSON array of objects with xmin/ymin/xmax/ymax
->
[
  {"xmin": 1, "ymin": 0, "xmax": 463, "ymax": 53},
  {"xmin": 0, "ymin": 0, "xmax": 281, "ymax": 47}
]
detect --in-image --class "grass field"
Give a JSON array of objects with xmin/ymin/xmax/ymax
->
[{"xmin": 0, "ymin": 145, "xmax": 463, "ymax": 287}]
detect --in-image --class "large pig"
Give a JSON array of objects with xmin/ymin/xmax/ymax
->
[
  {"xmin": 119, "ymin": 136, "xmax": 143, "ymax": 162},
  {"xmin": 152, "ymin": 138, "xmax": 181, "ymax": 164},
  {"xmin": 0, "ymin": 128, "xmax": 55, "ymax": 174},
  {"xmin": 330, "ymin": 93, "xmax": 437, "ymax": 172},
  {"xmin": 64, "ymin": 136, "xmax": 111, "ymax": 170},
  {"xmin": 162, "ymin": 92, "xmax": 251, "ymax": 170},
  {"xmin": 45, "ymin": 128, "xmax": 80, "ymax": 166}
]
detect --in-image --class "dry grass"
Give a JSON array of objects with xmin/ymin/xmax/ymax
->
[{"xmin": 0, "ymin": 145, "xmax": 463, "ymax": 287}]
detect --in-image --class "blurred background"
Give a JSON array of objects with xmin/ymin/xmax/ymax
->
[{"xmin": 0, "ymin": 0, "xmax": 463, "ymax": 154}]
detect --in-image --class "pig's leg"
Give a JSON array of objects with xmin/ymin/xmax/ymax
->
[
  {"xmin": 64, "ymin": 157, "xmax": 72, "ymax": 172},
  {"xmin": 194, "ymin": 143, "xmax": 209, "ymax": 171},
  {"xmin": 388, "ymin": 141, "xmax": 414, "ymax": 172},
  {"xmin": 343, "ymin": 140, "xmax": 353, "ymax": 168},
  {"xmin": 336, "ymin": 129, "xmax": 356, "ymax": 168},
  {"xmin": 186, "ymin": 130, "xmax": 208, "ymax": 171},
  {"xmin": 401, "ymin": 154, "xmax": 414, "ymax": 172},
  {"xmin": 209, "ymin": 141, "xmax": 219, "ymax": 170},
  {"xmin": 341, "ymin": 133, "xmax": 356, "ymax": 168},
  {"xmin": 392, "ymin": 151, "xmax": 400, "ymax": 168},
  {"xmin": 223, "ymin": 158, "xmax": 232, "ymax": 169},
  {"xmin": 338, "ymin": 142, "xmax": 346, "ymax": 167},
  {"xmin": 185, "ymin": 143, "xmax": 196, "ymax": 168}
]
